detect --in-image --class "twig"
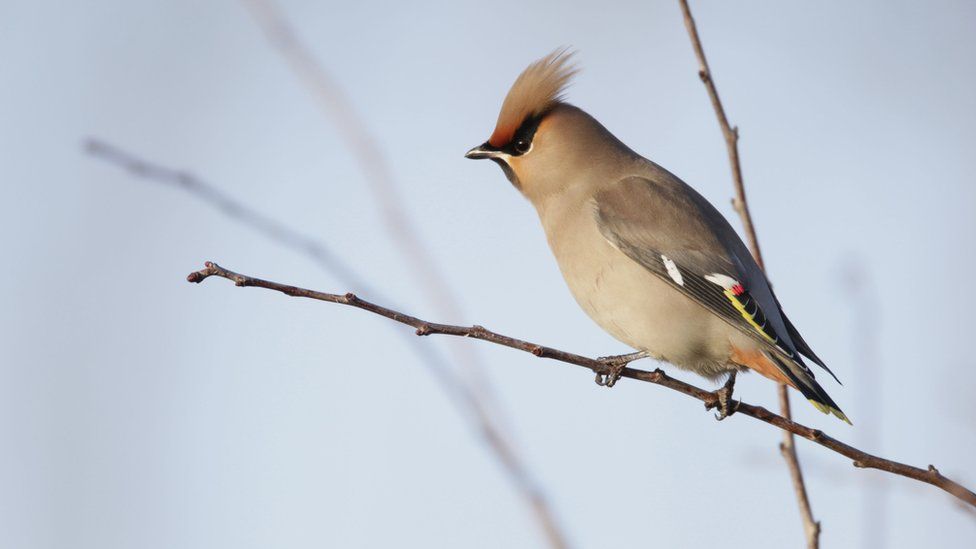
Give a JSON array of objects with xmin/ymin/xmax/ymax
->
[
  {"xmin": 677, "ymin": 1, "xmax": 820, "ymax": 547},
  {"xmin": 85, "ymin": 139, "xmax": 569, "ymax": 549},
  {"xmin": 187, "ymin": 261, "xmax": 976, "ymax": 510}
]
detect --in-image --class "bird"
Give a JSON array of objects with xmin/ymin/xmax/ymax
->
[{"xmin": 465, "ymin": 49, "xmax": 849, "ymax": 423}]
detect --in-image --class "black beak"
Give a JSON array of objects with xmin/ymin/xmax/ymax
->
[{"xmin": 465, "ymin": 142, "xmax": 500, "ymax": 160}]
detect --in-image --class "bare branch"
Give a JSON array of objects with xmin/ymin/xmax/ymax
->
[
  {"xmin": 677, "ymin": 1, "xmax": 819, "ymax": 546},
  {"xmin": 187, "ymin": 261, "xmax": 976, "ymax": 510},
  {"xmin": 85, "ymin": 139, "xmax": 568, "ymax": 549},
  {"xmin": 677, "ymin": 0, "xmax": 763, "ymax": 267}
]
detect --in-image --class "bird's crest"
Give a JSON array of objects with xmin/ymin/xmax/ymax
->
[{"xmin": 489, "ymin": 48, "xmax": 578, "ymax": 147}]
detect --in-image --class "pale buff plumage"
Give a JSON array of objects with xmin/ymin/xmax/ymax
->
[{"xmin": 466, "ymin": 50, "xmax": 849, "ymax": 422}]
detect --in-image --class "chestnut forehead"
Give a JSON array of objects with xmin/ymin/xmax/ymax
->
[
  {"xmin": 490, "ymin": 112, "xmax": 540, "ymax": 147},
  {"xmin": 488, "ymin": 50, "xmax": 577, "ymax": 147}
]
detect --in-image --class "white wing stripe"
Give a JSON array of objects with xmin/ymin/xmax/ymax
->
[
  {"xmin": 704, "ymin": 273, "xmax": 738, "ymax": 289},
  {"xmin": 660, "ymin": 255, "xmax": 684, "ymax": 286}
]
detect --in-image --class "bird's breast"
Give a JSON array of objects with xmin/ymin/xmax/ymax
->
[{"xmin": 536, "ymin": 194, "xmax": 735, "ymax": 377}]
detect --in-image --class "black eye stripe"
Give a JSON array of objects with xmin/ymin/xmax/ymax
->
[{"xmin": 502, "ymin": 114, "xmax": 543, "ymax": 156}]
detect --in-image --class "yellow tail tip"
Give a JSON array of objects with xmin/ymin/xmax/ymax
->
[{"xmin": 808, "ymin": 399, "xmax": 853, "ymax": 425}]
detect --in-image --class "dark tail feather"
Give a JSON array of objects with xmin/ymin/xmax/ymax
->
[{"xmin": 768, "ymin": 352, "xmax": 852, "ymax": 425}]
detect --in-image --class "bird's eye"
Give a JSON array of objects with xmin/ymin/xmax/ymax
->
[{"xmin": 514, "ymin": 139, "xmax": 530, "ymax": 154}]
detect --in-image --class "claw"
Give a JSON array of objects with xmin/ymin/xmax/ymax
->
[
  {"xmin": 594, "ymin": 363, "xmax": 626, "ymax": 387},
  {"xmin": 713, "ymin": 371, "xmax": 739, "ymax": 420},
  {"xmin": 593, "ymin": 350, "xmax": 650, "ymax": 388}
]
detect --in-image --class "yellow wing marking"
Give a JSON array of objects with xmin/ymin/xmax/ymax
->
[{"xmin": 724, "ymin": 289, "xmax": 776, "ymax": 343}]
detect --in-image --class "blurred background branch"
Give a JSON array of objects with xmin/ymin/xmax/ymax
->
[
  {"xmin": 677, "ymin": 1, "xmax": 819, "ymax": 546},
  {"xmin": 187, "ymin": 260, "xmax": 976, "ymax": 513},
  {"xmin": 238, "ymin": 0, "xmax": 487, "ymax": 386},
  {"xmin": 230, "ymin": 5, "xmax": 572, "ymax": 543},
  {"xmin": 84, "ymin": 139, "xmax": 569, "ymax": 549},
  {"xmin": 839, "ymin": 260, "xmax": 889, "ymax": 548}
]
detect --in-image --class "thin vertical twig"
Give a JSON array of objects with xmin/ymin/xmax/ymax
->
[{"xmin": 676, "ymin": 2, "xmax": 820, "ymax": 547}]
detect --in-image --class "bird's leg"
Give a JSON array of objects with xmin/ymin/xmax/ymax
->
[
  {"xmin": 713, "ymin": 371, "xmax": 739, "ymax": 420},
  {"xmin": 594, "ymin": 350, "xmax": 650, "ymax": 388}
]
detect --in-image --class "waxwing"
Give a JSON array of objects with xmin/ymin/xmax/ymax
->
[{"xmin": 465, "ymin": 50, "xmax": 849, "ymax": 423}]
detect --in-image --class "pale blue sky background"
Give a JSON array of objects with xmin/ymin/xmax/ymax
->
[{"xmin": 2, "ymin": 1, "xmax": 974, "ymax": 547}]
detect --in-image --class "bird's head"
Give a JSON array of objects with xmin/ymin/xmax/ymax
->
[
  {"xmin": 467, "ymin": 50, "xmax": 632, "ymax": 203},
  {"xmin": 466, "ymin": 50, "xmax": 603, "ymax": 199}
]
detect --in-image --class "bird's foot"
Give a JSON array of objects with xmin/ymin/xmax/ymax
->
[
  {"xmin": 712, "ymin": 371, "xmax": 739, "ymax": 420},
  {"xmin": 594, "ymin": 351, "xmax": 650, "ymax": 388}
]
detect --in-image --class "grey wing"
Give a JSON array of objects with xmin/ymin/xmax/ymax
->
[
  {"xmin": 592, "ymin": 174, "xmax": 847, "ymax": 422},
  {"xmin": 592, "ymin": 175, "xmax": 815, "ymax": 373},
  {"xmin": 690, "ymin": 181, "xmax": 842, "ymax": 383}
]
